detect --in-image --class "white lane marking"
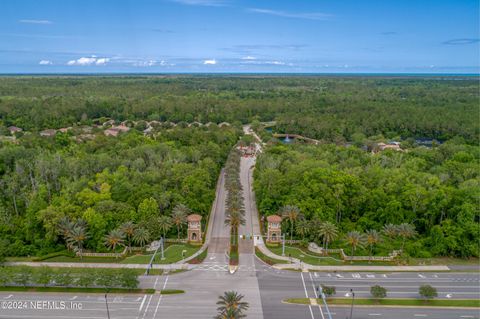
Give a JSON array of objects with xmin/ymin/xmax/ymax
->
[
  {"xmin": 309, "ymin": 272, "xmax": 325, "ymax": 319},
  {"xmin": 69, "ymin": 296, "xmax": 78, "ymax": 301},
  {"xmin": 5, "ymin": 294, "xmax": 13, "ymax": 299},
  {"xmin": 418, "ymin": 274, "xmax": 426, "ymax": 279},
  {"xmin": 135, "ymin": 297, "xmax": 142, "ymax": 302},
  {"xmin": 366, "ymin": 274, "xmax": 375, "ymax": 278},
  {"xmin": 368, "ymin": 314, "xmax": 382, "ymax": 316},
  {"xmin": 414, "ymin": 314, "xmax": 427, "ymax": 317},
  {"xmin": 460, "ymin": 316, "xmax": 474, "ymax": 318},
  {"xmin": 141, "ymin": 276, "xmax": 159, "ymax": 319},
  {"xmin": 314, "ymin": 272, "xmax": 318, "ymax": 278},
  {"xmin": 352, "ymin": 273, "xmax": 361, "ymax": 279},
  {"xmin": 153, "ymin": 276, "xmax": 169, "ymax": 318},
  {"xmin": 382, "ymin": 274, "xmax": 387, "ymax": 278},
  {"xmin": 446, "ymin": 293, "xmax": 452, "ymax": 298},
  {"xmin": 300, "ymin": 272, "xmax": 315, "ymax": 319},
  {"xmin": 138, "ymin": 295, "xmax": 147, "ymax": 312},
  {"xmin": 336, "ymin": 274, "xmax": 343, "ymax": 278}
]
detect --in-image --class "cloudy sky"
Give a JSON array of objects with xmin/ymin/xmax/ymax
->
[{"xmin": 1, "ymin": 0, "xmax": 479, "ymax": 73}]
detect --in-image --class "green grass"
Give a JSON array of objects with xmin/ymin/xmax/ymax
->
[
  {"xmin": 255, "ymin": 247, "xmax": 289, "ymax": 265},
  {"xmin": 2, "ymin": 265, "xmax": 162, "ymax": 276},
  {"xmin": 267, "ymin": 245, "xmax": 397, "ymax": 266},
  {"xmin": 0, "ymin": 286, "xmax": 155, "ymax": 294},
  {"xmin": 160, "ymin": 289, "xmax": 185, "ymax": 295},
  {"xmin": 188, "ymin": 248, "xmax": 207, "ymax": 264},
  {"xmin": 40, "ymin": 256, "xmax": 124, "ymax": 263},
  {"xmin": 122, "ymin": 244, "xmax": 199, "ymax": 264},
  {"xmin": 284, "ymin": 298, "xmax": 480, "ymax": 308}
]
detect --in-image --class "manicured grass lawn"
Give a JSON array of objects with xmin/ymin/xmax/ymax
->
[
  {"xmin": 2, "ymin": 266, "xmax": 163, "ymax": 276},
  {"xmin": 122, "ymin": 244, "xmax": 199, "ymax": 264},
  {"xmin": 255, "ymin": 247, "xmax": 289, "ymax": 265},
  {"xmin": 40, "ymin": 256, "xmax": 124, "ymax": 263},
  {"xmin": 268, "ymin": 246, "xmax": 343, "ymax": 266},
  {"xmin": 0, "ymin": 286, "xmax": 155, "ymax": 294},
  {"xmin": 267, "ymin": 245, "xmax": 396, "ymax": 266},
  {"xmin": 285, "ymin": 298, "xmax": 480, "ymax": 308}
]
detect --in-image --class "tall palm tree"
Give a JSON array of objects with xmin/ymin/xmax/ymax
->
[
  {"xmin": 171, "ymin": 204, "xmax": 190, "ymax": 239},
  {"xmin": 318, "ymin": 221, "xmax": 338, "ymax": 252},
  {"xmin": 366, "ymin": 229, "xmax": 381, "ymax": 260},
  {"xmin": 216, "ymin": 291, "xmax": 249, "ymax": 319},
  {"xmin": 157, "ymin": 215, "xmax": 173, "ymax": 239},
  {"xmin": 295, "ymin": 218, "xmax": 310, "ymax": 240},
  {"xmin": 133, "ymin": 227, "xmax": 150, "ymax": 248},
  {"xmin": 104, "ymin": 229, "xmax": 125, "ymax": 258},
  {"xmin": 66, "ymin": 224, "xmax": 88, "ymax": 260},
  {"xmin": 397, "ymin": 223, "xmax": 417, "ymax": 251},
  {"xmin": 345, "ymin": 231, "xmax": 365, "ymax": 258},
  {"xmin": 279, "ymin": 205, "xmax": 301, "ymax": 241},
  {"xmin": 225, "ymin": 210, "xmax": 245, "ymax": 245},
  {"xmin": 121, "ymin": 221, "xmax": 136, "ymax": 253}
]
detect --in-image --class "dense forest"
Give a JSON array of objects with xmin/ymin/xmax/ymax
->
[
  {"xmin": 0, "ymin": 76, "xmax": 478, "ymax": 144},
  {"xmin": 253, "ymin": 141, "xmax": 479, "ymax": 258},
  {"xmin": 0, "ymin": 75, "xmax": 478, "ymax": 259},
  {"xmin": 0, "ymin": 125, "xmax": 239, "ymax": 257}
]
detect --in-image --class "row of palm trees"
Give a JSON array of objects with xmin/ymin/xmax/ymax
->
[
  {"xmin": 57, "ymin": 203, "xmax": 194, "ymax": 259},
  {"xmin": 275, "ymin": 205, "xmax": 417, "ymax": 257},
  {"xmin": 224, "ymin": 149, "xmax": 246, "ymax": 246}
]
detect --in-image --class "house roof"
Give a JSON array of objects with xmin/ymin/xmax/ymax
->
[
  {"xmin": 187, "ymin": 214, "xmax": 202, "ymax": 222},
  {"xmin": 267, "ymin": 215, "xmax": 282, "ymax": 223}
]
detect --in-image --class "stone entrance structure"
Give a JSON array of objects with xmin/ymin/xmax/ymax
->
[
  {"xmin": 187, "ymin": 214, "xmax": 202, "ymax": 243},
  {"xmin": 266, "ymin": 215, "xmax": 282, "ymax": 243}
]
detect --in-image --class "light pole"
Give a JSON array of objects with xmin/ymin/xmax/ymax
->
[
  {"xmin": 104, "ymin": 293, "xmax": 111, "ymax": 319},
  {"xmin": 349, "ymin": 289, "xmax": 355, "ymax": 319},
  {"xmin": 282, "ymin": 233, "xmax": 286, "ymax": 256}
]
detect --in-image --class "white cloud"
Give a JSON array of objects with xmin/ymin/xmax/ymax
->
[
  {"xmin": 39, "ymin": 60, "xmax": 53, "ymax": 65},
  {"xmin": 133, "ymin": 60, "xmax": 157, "ymax": 67},
  {"xmin": 266, "ymin": 61, "xmax": 285, "ymax": 65},
  {"xmin": 203, "ymin": 59, "xmax": 217, "ymax": 65},
  {"xmin": 67, "ymin": 56, "xmax": 109, "ymax": 66},
  {"xmin": 19, "ymin": 19, "xmax": 53, "ymax": 25},
  {"xmin": 241, "ymin": 56, "xmax": 256, "ymax": 60},
  {"xmin": 95, "ymin": 58, "xmax": 110, "ymax": 65},
  {"xmin": 248, "ymin": 8, "xmax": 331, "ymax": 20}
]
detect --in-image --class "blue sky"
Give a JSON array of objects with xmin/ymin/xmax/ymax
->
[{"xmin": 1, "ymin": 0, "xmax": 479, "ymax": 73}]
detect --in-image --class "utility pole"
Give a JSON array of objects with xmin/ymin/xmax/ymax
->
[
  {"xmin": 282, "ymin": 233, "xmax": 285, "ymax": 256},
  {"xmin": 349, "ymin": 289, "xmax": 355, "ymax": 319}
]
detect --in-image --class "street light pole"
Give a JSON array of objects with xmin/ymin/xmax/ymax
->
[
  {"xmin": 349, "ymin": 289, "xmax": 355, "ymax": 319},
  {"xmin": 160, "ymin": 237, "xmax": 165, "ymax": 260},
  {"xmin": 282, "ymin": 233, "xmax": 285, "ymax": 256},
  {"xmin": 105, "ymin": 293, "xmax": 111, "ymax": 319}
]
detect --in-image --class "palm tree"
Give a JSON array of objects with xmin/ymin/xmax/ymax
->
[
  {"xmin": 157, "ymin": 215, "xmax": 173, "ymax": 239},
  {"xmin": 121, "ymin": 221, "xmax": 136, "ymax": 253},
  {"xmin": 66, "ymin": 224, "xmax": 88, "ymax": 260},
  {"xmin": 216, "ymin": 291, "xmax": 249, "ymax": 319},
  {"xmin": 318, "ymin": 221, "xmax": 338, "ymax": 252},
  {"xmin": 57, "ymin": 216, "xmax": 74, "ymax": 250},
  {"xmin": 366, "ymin": 229, "xmax": 381, "ymax": 260},
  {"xmin": 133, "ymin": 227, "xmax": 150, "ymax": 247},
  {"xmin": 397, "ymin": 223, "xmax": 417, "ymax": 251},
  {"xmin": 295, "ymin": 218, "xmax": 310, "ymax": 240},
  {"xmin": 279, "ymin": 205, "xmax": 301, "ymax": 241},
  {"xmin": 171, "ymin": 204, "xmax": 190, "ymax": 239},
  {"xmin": 225, "ymin": 210, "xmax": 245, "ymax": 245},
  {"xmin": 382, "ymin": 224, "xmax": 398, "ymax": 240},
  {"xmin": 345, "ymin": 231, "xmax": 365, "ymax": 258},
  {"xmin": 104, "ymin": 229, "xmax": 125, "ymax": 258}
]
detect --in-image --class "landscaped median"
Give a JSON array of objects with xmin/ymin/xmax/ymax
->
[
  {"xmin": 255, "ymin": 247, "xmax": 290, "ymax": 265},
  {"xmin": 283, "ymin": 298, "xmax": 480, "ymax": 308}
]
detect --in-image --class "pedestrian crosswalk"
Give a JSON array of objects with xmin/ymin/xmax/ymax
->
[{"xmin": 192, "ymin": 263, "xmax": 257, "ymax": 272}]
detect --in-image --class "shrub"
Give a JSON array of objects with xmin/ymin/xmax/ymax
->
[
  {"xmin": 419, "ymin": 285, "xmax": 437, "ymax": 300},
  {"xmin": 370, "ymin": 285, "xmax": 387, "ymax": 299}
]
